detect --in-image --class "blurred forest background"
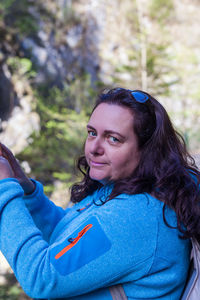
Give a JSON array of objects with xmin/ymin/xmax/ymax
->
[{"xmin": 0, "ymin": 0, "xmax": 200, "ymax": 299}]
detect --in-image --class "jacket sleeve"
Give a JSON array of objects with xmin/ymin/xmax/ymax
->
[
  {"xmin": 23, "ymin": 179, "xmax": 67, "ymax": 242},
  {"xmin": 0, "ymin": 178, "xmax": 157, "ymax": 299}
]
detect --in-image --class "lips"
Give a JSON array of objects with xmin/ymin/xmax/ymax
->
[{"xmin": 90, "ymin": 160, "xmax": 107, "ymax": 167}]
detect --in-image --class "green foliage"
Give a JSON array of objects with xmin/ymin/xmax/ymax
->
[
  {"xmin": 17, "ymin": 74, "xmax": 96, "ymax": 192},
  {"xmin": 0, "ymin": 0, "xmax": 39, "ymax": 36},
  {"xmin": 0, "ymin": 272, "xmax": 30, "ymax": 299},
  {"xmin": 62, "ymin": 1, "xmax": 80, "ymax": 25},
  {"xmin": 0, "ymin": 286, "xmax": 20, "ymax": 300},
  {"xmin": 37, "ymin": 73, "xmax": 97, "ymax": 113},
  {"xmin": 112, "ymin": 41, "xmax": 174, "ymax": 96},
  {"xmin": 63, "ymin": 74, "xmax": 98, "ymax": 113},
  {"xmin": 0, "ymin": 280, "xmax": 28, "ymax": 300},
  {"xmin": 149, "ymin": 0, "xmax": 174, "ymax": 22},
  {"xmin": 7, "ymin": 57, "xmax": 36, "ymax": 77},
  {"xmin": 0, "ymin": 0, "xmax": 15, "ymax": 19},
  {"xmin": 18, "ymin": 106, "xmax": 88, "ymax": 185},
  {"xmin": 146, "ymin": 43, "xmax": 178, "ymax": 95},
  {"xmin": 14, "ymin": 16, "xmax": 39, "ymax": 36}
]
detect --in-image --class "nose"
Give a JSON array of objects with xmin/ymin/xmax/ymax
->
[{"xmin": 90, "ymin": 138, "xmax": 104, "ymax": 156}]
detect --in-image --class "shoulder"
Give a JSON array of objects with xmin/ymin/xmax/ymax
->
[
  {"xmin": 94, "ymin": 192, "xmax": 179, "ymax": 249},
  {"xmin": 107, "ymin": 192, "xmax": 177, "ymax": 223},
  {"xmin": 101, "ymin": 192, "xmax": 163, "ymax": 222},
  {"xmin": 93, "ymin": 193, "xmax": 160, "ymax": 248}
]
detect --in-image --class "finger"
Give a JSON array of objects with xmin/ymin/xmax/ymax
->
[
  {"xmin": 0, "ymin": 156, "xmax": 15, "ymax": 178},
  {"xmin": 0, "ymin": 144, "xmax": 19, "ymax": 174},
  {"xmin": 0, "ymin": 143, "xmax": 8, "ymax": 158},
  {"xmin": 0, "ymin": 144, "xmax": 25, "ymax": 179},
  {"xmin": 0, "ymin": 143, "xmax": 14, "ymax": 161}
]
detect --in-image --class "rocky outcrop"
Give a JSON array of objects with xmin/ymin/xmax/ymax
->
[
  {"xmin": 18, "ymin": 0, "xmax": 102, "ymax": 87},
  {"xmin": 0, "ymin": 65, "xmax": 17, "ymax": 122},
  {"xmin": 0, "ymin": 60, "xmax": 40, "ymax": 154}
]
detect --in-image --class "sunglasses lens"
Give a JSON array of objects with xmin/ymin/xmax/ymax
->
[{"xmin": 131, "ymin": 91, "xmax": 149, "ymax": 103}]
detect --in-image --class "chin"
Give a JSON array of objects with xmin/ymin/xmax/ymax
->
[{"xmin": 89, "ymin": 171, "xmax": 108, "ymax": 184}]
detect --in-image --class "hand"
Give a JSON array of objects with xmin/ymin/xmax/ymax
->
[{"xmin": 0, "ymin": 143, "xmax": 35, "ymax": 194}]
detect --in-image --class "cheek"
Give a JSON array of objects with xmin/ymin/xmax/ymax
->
[
  {"xmin": 84, "ymin": 141, "xmax": 90, "ymax": 163},
  {"xmin": 112, "ymin": 147, "xmax": 140, "ymax": 173},
  {"xmin": 84, "ymin": 140, "xmax": 89, "ymax": 156},
  {"xmin": 110, "ymin": 151, "xmax": 129, "ymax": 169}
]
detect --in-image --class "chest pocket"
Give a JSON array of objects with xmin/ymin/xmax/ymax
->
[{"xmin": 50, "ymin": 216, "xmax": 111, "ymax": 275}]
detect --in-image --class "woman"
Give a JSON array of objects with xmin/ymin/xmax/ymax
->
[{"xmin": 0, "ymin": 88, "xmax": 199, "ymax": 300}]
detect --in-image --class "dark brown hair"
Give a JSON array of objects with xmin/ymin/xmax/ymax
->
[{"xmin": 71, "ymin": 88, "xmax": 200, "ymax": 242}]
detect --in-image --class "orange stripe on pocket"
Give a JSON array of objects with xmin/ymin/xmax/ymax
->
[{"xmin": 55, "ymin": 224, "xmax": 93, "ymax": 260}]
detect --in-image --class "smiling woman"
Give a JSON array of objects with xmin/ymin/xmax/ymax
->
[
  {"xmin": 85, "ymin": 104, "xmax": 140, "ymax": 184},
  {"xmin": 0, "ymin": 88, "xmax": 199, "ymax": 300}
]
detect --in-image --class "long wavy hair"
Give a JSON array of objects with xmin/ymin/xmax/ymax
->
[{"xmin": 71, "ymin": 88, "xmax": 200, "ymax": 242}]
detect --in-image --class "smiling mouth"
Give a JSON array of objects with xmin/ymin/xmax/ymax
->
[{"xmin": 90, "ymin": 160, "xmax": 107, "ymax": 167}]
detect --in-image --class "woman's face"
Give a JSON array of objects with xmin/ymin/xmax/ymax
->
[{"xmin": 85, "ymin": 103, "xmax": 140, "ymax": 184}]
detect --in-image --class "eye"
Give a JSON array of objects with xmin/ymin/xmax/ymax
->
[
  {"xmin": 88, "ymin": 130, "xmax": 96, "ymax": 137},
  {"xmin": 108, "ymin": 136, "xmax": 120, "ymax": 143}
]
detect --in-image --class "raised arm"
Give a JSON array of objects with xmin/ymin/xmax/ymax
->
[
  {"xmin": 0, "ymin": 178, "xmax": 157, "ymax": 299},
  {"xmin": 0, "ymin": 143, "xmax": 35, "ymax": 194},
  {"xmin": 0, "ymin": 144, "xmax": 66, "ymax": 241}
]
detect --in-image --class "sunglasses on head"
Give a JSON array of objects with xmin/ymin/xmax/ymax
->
[
  {"xmin": 114, "ymin": 88, "xmax": 150, "ymax": 103},
  {"xmin": 130, "ymin": 90, "xmax": 149, "ymax": 103}
]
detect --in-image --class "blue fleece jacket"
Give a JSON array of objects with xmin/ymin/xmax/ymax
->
[{"xmin": 0, "ymin": 178, "xmax": 191, "ymax": 300}]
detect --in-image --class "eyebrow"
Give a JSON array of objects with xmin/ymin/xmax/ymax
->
[{"xmin": 87, "ymin": 125, "xmax": 126, "ymax": 139}]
